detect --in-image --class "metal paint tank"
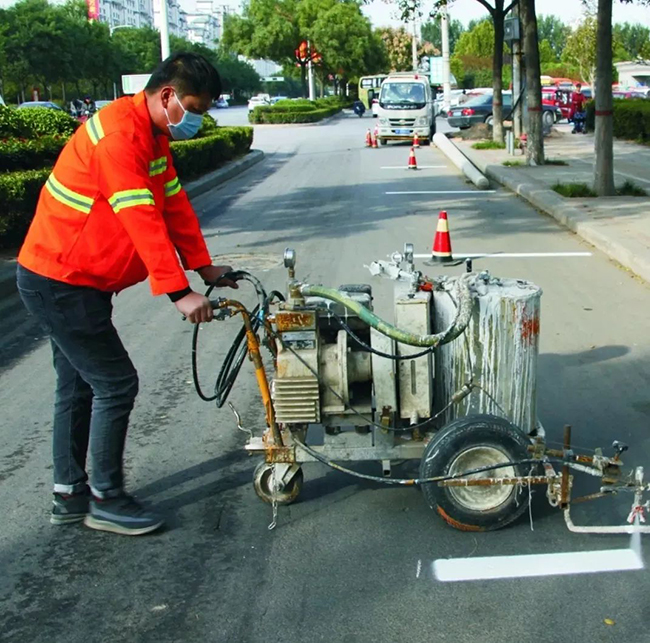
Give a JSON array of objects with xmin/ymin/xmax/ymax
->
[{"xmin": 432, "ymin": 273, "xmax": 542, "ymax": 434}]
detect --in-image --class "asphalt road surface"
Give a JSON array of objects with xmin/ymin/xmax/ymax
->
[{"xmin": 1, "ymin": 112, "xmax": 650, "ymax": 643}]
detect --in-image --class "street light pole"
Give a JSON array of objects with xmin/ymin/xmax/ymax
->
[
  {"xmin": 159, "ymin": 0, "xmax": 171, "ymax": 60},
  {"xmin": 109, "ymin": 25, "xmax": 132, "ymax": 100},
  {"xmin": 441, "ymin": 5, "xmax": 451, "ymax": 113},
  {"xmin": 411, "ymin": 16, "xmax": 418, "ymax": 71}
]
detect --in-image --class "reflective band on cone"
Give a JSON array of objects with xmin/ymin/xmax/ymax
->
[
  {"xmin": 430, "ymin": 210, "xmax": 453, "ymax": 263},
  {"xmin": 408, "ymin": 147, "xmax": 418, "ymax": 170}
]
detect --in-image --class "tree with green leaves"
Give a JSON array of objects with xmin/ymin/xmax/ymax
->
[
  {"xmin": 433, "ymin": 1, "xmax": 516, "ymax": 143},
  {"xmin": 613, "ymin": 22, "xmax": 650, "ymax": 60},
  {"xmin": 420, "ymin": 17, "xmax": 465, "ymax": 54},
  {"xmin": 562, "ymin": 16, "xmax": 597, "ymax": 87},
  {"xmin": 536, "ymin": 15, "xmax": 571, "ymax": 62},
  {"xmin": 377, "ymin": 26, "xmax": 414, "ymax": 72}
]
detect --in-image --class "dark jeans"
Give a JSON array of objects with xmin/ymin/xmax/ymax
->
[{"xmin": 16, "ymin": 265, "xmax": 139, "ymax": 497}]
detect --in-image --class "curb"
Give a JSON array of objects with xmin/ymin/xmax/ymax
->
[
  {"xmin": 459, "ymin": 144, "xmax": 650, "ymax": 284},
  {"xmin": 185, "ymin": 149, "xmax": 264, "ymax": 199},
  {"xmin": 0, "ymin": 149, "xmax": 266, "ymax": 303},
  {"xmin": 433, "ymin": 133, "xmax": 490, "ymax": 189}
]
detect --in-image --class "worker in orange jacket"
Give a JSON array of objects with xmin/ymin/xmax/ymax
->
[{"xmin": 16, "ymin": 53, "xmax": 237, "ymax": 536}]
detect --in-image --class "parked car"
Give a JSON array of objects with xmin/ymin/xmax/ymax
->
[
  {"xmin": 215, "ymin": 97, "xmax": 229, "ymax": 108},
  {"xmin": 94, "ymin": 100, "xmax": 112, "ymax": 110},
  {"xmin": 271, "ymin": 96, "xmax": 288, "ymax": 104},
  {"xmin": 18, "ymin": 101, "xmax": 64, "ymax": 111},
  {"xmin": 371, "ymin": 97, "xmax": 379, "ymax": 117},
  {"xmin": 447, "ymin": 93, "xmax": 512, "ymax": 129},
  {"xmin": 448, "ymin": 91, "xmax": 560, "ymax": 129},
  {"xmin": 248, "ymin": 96, "xmax": 270, "ymax": 112}
]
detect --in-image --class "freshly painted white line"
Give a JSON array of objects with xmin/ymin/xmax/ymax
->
[
  {"xmin": 571, "ymin": 157, "xmax": 650, "ymax": 185},
  {"xmin": 380, "ymin": 165, "xmax": 447, "ymax": 169},
  {"xmin": 413, "ymin": 252, "xmax": 592, "ymax": 259},
  {"xmin": 385, "ymin": 190, "xmax": 496, "ymax": 195},
  {"xmin": 416, "ymin": 559, "xmax": 422, "ymax": 579},
  {"xmin": 434, "ymin": 547, "xmax": 644, "ymax": 582}
]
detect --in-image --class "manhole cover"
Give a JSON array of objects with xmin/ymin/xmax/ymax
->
[{"xmin": 211, "ymin": 252, "xmax": 283, "ymax": 272}]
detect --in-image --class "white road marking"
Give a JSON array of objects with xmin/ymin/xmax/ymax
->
[
  {"xmin": 380, "ymin": 165, "xmax": 447, "ymax": 169},
  {"xmin": 570, "ymin": 157, "xmax": 650, "ymax": 185},
  {"xmin": 416, "ymin": 559, "xmax": 422, "ymax": 579},
  {"xmin": 413, "ymin": 252, "xmax": 592, "ymax": 259},
  {"xmin": 385, "ymin": 190, "xmax": 496, "ymax": 195},
  {"xmin": 434, "ymin": 546, "xmax": 643, "ymax": 582}
]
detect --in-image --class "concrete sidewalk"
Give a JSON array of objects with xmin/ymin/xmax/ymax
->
[{"xmin": 454, "ymin": 129, "xmax": 650, "ymax": 284}]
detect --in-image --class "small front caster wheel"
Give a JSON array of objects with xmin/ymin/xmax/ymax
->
[{"xmin": 253, "ymin": 463, "xmax": 303, "ymax": 505}]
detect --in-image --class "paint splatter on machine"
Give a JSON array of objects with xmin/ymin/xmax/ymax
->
[{"xmin": 199, "ymin": 245, "xmax": 650, "ymax": 536}]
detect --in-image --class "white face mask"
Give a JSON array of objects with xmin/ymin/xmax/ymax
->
[{"xmin": 164, "ymin": 92, "xmax": 203, "ymax": 140}]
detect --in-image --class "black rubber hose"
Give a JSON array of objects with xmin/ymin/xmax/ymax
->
[{"xmin": 191, "ymin": 271, "xmax": 271, "ymax": 406}]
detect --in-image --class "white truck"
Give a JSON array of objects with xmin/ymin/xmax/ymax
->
[{"xmin": 376, "ymin": 73, "xmax": 436, "ymax": 146}]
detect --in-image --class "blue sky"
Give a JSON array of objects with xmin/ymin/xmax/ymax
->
[{"xmin": 362, "ymin": 0, "xmax": 650, "ymax": 29}]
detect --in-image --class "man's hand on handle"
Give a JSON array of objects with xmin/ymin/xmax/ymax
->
[
  {"xmin": 197, "ymin": 264, "xmax": 239, "ymax": 289},
  {"xmin": 175, "ymin": 265, "xmax": 239, "ymax": 324},
  {"xmin": 175, "ymin": 292, "xmax": 214, "ymax": 324}
]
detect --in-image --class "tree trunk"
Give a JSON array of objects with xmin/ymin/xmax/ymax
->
[
  {"xmin": 520, "ymin": 0, "xmax": 544, "ymax": 165},
  {"xmin": 492, "ymin": 5, "xmax": 505, "ymax": 144},
  {"xmin": 594, "ymin": 0, "xmax": 615, "ymax": 196}
]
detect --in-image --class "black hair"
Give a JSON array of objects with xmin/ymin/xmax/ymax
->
[{"xmin": 145, "ymin": 52, "xmax": 221, "ymax": 99}]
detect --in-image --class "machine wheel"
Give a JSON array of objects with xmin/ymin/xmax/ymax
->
[
  {"xmin": 253, "ymin": 462, "xmax": 303, "ymax": 505},
  {"xmin": 379, "ymin": 138, "xmax": 387, "ymax": 146},
  {"xmin": 419, "ymin": 414, "xmax": 533, "ymax": 532},
  {"xmin": 543, "ymin": 110, "xmax": 554, "ymax": 128}
]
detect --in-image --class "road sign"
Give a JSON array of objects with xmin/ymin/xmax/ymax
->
[{"xmin": 122, "ymin": 74, "xmax": 151, "ymax": 95}]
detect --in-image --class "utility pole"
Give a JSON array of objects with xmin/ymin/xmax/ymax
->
[
  {"xmin": 411, "ymin": 16, "xmax": 419, "ymax": 71},
  {"xmin": 441, "ymin": 5, "xmax": 451, "ymax": 114},
  {"xmin": 159, "ymin": 0, "xmax": 171, "ymax": 60},
  {"xmin": 307, "ymin": 40, "xmax": 316, "ymax": 101},
  {"xmin": 511, "ymin": 2, "xmax": 522, "ymax": 138}
]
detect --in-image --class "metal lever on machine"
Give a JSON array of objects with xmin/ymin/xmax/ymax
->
[{"xmin": 612, "ymin": 440, "xmax": 629, "ymax": 460}]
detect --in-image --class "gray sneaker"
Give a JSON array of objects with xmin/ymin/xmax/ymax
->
[
  {"xmin": 84, "ymin": 494, "xmax": 164, "ymax": 536},
  {"xmin": 51, "ymin": 489, "xmax": 90, "ymax": 525}
]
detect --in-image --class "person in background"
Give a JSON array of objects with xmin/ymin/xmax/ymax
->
[
  {"xmin": 16, "ymin": 52, "xmax": 237, "ymax": 537},
  {"xmin": 571, "ymin": 83, "xmax": 587, "ymax": 134}
]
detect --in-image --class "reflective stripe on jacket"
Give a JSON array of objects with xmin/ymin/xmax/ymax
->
[{"xmin": 18, "ymin": 92, "xmax": 211, "ymax": 295}]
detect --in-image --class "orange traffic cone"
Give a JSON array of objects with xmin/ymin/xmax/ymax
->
[
  {"xmin": 407, "ymin": 147, "xmax": 418, "ymax": 169},
  {"xmin": 372, "ymin": 132, "xmax": 378, "ymax": 148},
  {"xmin": 365, "ymin": 129, "xmax": 372, "ymax": 147},
  {"xmin": 413, "ymin": 132, "xmax": 420, "ymax": 148},
  {"xmin": 430, "ymin": 211, "xmax": 453, "ymax": 263}
]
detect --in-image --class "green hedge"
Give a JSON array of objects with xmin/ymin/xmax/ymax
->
[
  {"xmin": 0, "ymin": 106, "xmax": 79, "ymax": 138},
  {"xmin": 0, "ymin": 135, "xmax": 68, "ymax": 171},
  {"xmin": 249, "ymin": 105, "xmax": 338, "ymax": 124},
  {"xmin": 171, "ymin": 126, "xmax": 253, "ymax": 180},
  {"xmin": 0, "ymin": 126, "xmax": 254, "ymax": 248},
  {"xmin": 586, "ymin": 99, "xmax": 650, "ymax": 142},
  {"xmin": 0, "ymin": 169, "xmax": 50, "ymax": 246}
]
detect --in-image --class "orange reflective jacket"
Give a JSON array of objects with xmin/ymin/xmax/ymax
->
[{"xmin": 18, "ymin": 92, "xmax": 211, "ymax": 295}]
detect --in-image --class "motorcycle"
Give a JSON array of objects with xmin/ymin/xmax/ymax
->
[{"xmin": 353, "ymin": 101, "xmax": 366, "ymax": 118}]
